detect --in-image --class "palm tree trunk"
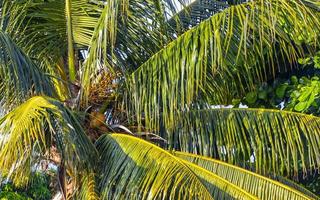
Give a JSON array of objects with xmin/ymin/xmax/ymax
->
[{"xmin": 58, "ymin": 161, "xmax": 67, "ymax": 200}]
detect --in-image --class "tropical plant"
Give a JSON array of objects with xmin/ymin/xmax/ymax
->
[
  {"xmin": 233, "ymin": 52, "xmax": 320, "ymax": 193},
  {"xmin": 0, "ymin": 0, "xmax": 320, "ymax": 199},
  {"xmin": 0, "ymin": 172, "xmax": 51, "ymax": 200}
]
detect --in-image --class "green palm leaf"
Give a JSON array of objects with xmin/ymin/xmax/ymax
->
[
  {"xmin": 2, "ymin": 0, "xmax": 193, "ymax": 98},
  {"xmin": 96, "ymin": 133, "xmax": 258, "ymax": 200},
  {"xmin": 5, "ymin": 0, "xmax": 67, "ymax": 65},
  {"xmin": 0, "ymin": 96, "xmax": 96, "ymax": 186},
  {"xmin": 174, "ymin": 151, "xmax": 319, "ymax": 200},
  {"xmin": 1, "ymin": 0, "xmax": 99, "ymax": 74},
  {"xmin": 167, "ymin": 108, "xmax": 320, "ymax": 177},
  {"xmin": 0, "ymin": 31, "xmax": 55, "ymax": 105},
  {"xmin": 125, "ymin": 0, "xmax": 320, "ymax": 131}
]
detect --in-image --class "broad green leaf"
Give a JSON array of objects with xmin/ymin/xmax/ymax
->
[
  {"xmin": 246, "ymin": 92, "xmax": 258, "ymax": 104},
  {"xmin": 294, "ymin": 102, "xmax": 309, "ymax": 112},
  {"xmin": 275, "ymin": 84, "xmax": 288, "ymax": 99},
  {"xmin": 258, "ymin": 90, "xmax": 267, "ymax": 100}
]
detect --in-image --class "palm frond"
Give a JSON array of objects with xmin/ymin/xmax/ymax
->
[
  {"xmin": 274, "ymin": 176, "xmax": 320, "ymax": 199},
  {"xmin": 0, "ymin": 31, "xmax": 55, "ymax": 105},
  {"xmin": 80, "ymin": 0, "xmax": 128, "ymax": 104},
  {"xmin": 70, "ymin": 1, "xmax": 101, "ymax": 47},
  {"xmin": 125, "ymin": 0, "xmax": 320, "ymax": 131},
  {"xmin": 168, "ymin": 0, "xmax": 231, "ymax": 32},
  {"xmin": 66, "ymin": 0, "xmax": 76, "ymax": 81},
  {"xmin": 80, "ymin": 0, "xmax": 190, "ymax": 104},
  {"xmin": 5, "ymin": 0, "xmax": 67, "ymax": 64},
  {"xmin": 1, "ymin": 1, "xmax": 69, "ymax": 101},
  {"xmin": 174, "ymin": 151, "xmax": 319, "ymax": 200},
  {"xmin": 167, "ymin": 108, "xmax": 320, "ymax": 178},
  {"xmin": 80, "ymin": 0, "xmax": 217, "ymax": 105},
  {"xmin": 303, "ymin": 0, "xmax": 320, "ymax": 10},
  {"xmin": 1, "ymin": 0, "xmax": 97, "ymax": 71},
  {"xmin": 0, "ymin": 96, "xmax": 96, "ymax": 186},
  {"xmin": 96, "ymin": 133, "xmax": 259, "ymax": 199},
  {"xmin": 177, "ymin": 155, "xmax": 258, "ymax": 200},
  {"xmin": 77, "ymin": 171, "xmax": 100, "ymax": 200}
]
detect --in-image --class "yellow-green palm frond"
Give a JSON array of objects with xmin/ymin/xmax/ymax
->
[
  {"xmin": 167, "ymin": 108, "xmax": 320, "ymax": 178},
  {"xmin": 70, "ymin": 1, "xmax": 101, "ymax": 47},
  {"xmin": 0, "ymin": 31, "xmax": 55, "ymax": 105},
  {"xmin": 96, "ymin": 133, "xmax": 258, "ymax": 200},
  {"xmin": 173, "ymin": 151, "xmax": 319, "ymax": 200},
  {"xmin": 77, "ymin": 171, "xmax": 100, "ymax": 200},
  {"xmin": 177, "ymin": 155, "xmax": 258, "ymax": 200},
  {"xmin": 0, "ymin": 96, "xmax": 96, "ymax": 186},
  {"xmin": 125, "ymin": 0, "xmax": 320, "ymax": 131}
]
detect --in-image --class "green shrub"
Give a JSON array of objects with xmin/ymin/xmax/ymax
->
[{"xmin": 0, "ymin": 173, "xmax": 52, "ymax": 200}]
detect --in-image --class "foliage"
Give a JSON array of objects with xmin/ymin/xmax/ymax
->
[
  {"xmin": 234, "ymin": 51, "xmax": 320, "ymax": 194},
  {"xmin": 236, "ymin": 51, "xmax": 320, "ymax": 113},
  {"xmin": 126, "ymin": 0, "xmax": 320, "ymax": 132},
  {"xmin": 300, "ymin": 175, "xmax": 320, "ymax": 197},
  {"xmin": 173, "ymin": 151, "xmax": 320, "ymax": 200},
  {"xmin": 27, "ymin": 173, "xmax": 51, "ymax": 200},
  {"xmin": 0, "ymin": 173, "xmax": 51, "ymax": 200},
  {"xmin": 0, "ymin": 0, "xmax": 320, "ymax": 199},
  {"xmin": 0, "ymin": 191, "xmax": 30, "ymax": 200},
  {"xmin": 238, "ymin": 74, "xmax": 320, "ymax": 113},
  {"xmin": 299, "ymin": 51, "xmax": 320, "ymax": 69},
  {"xmin": 167, "ymin": 108, "xmax": 320, "ymax": 178},
  {"xmin": 96, "ymin": 134, "xmax": 315, "ymax": 200},
  {"xmin": 0, "ymin": 31, "xmax": 55, "ymax": 106},
  {"xmin": 0, "ymin": 96, "xmax": 97, "ymax": 186}
]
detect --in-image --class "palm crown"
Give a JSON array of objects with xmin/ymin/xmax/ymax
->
[{"xmin": 0, "ymin": 0, "xmax": 320, "ymax": 199}]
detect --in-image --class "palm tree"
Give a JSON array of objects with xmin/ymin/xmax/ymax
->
[{"xmin": 0, "ymin": 0, "xmax": 320, "ymax": 199}]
